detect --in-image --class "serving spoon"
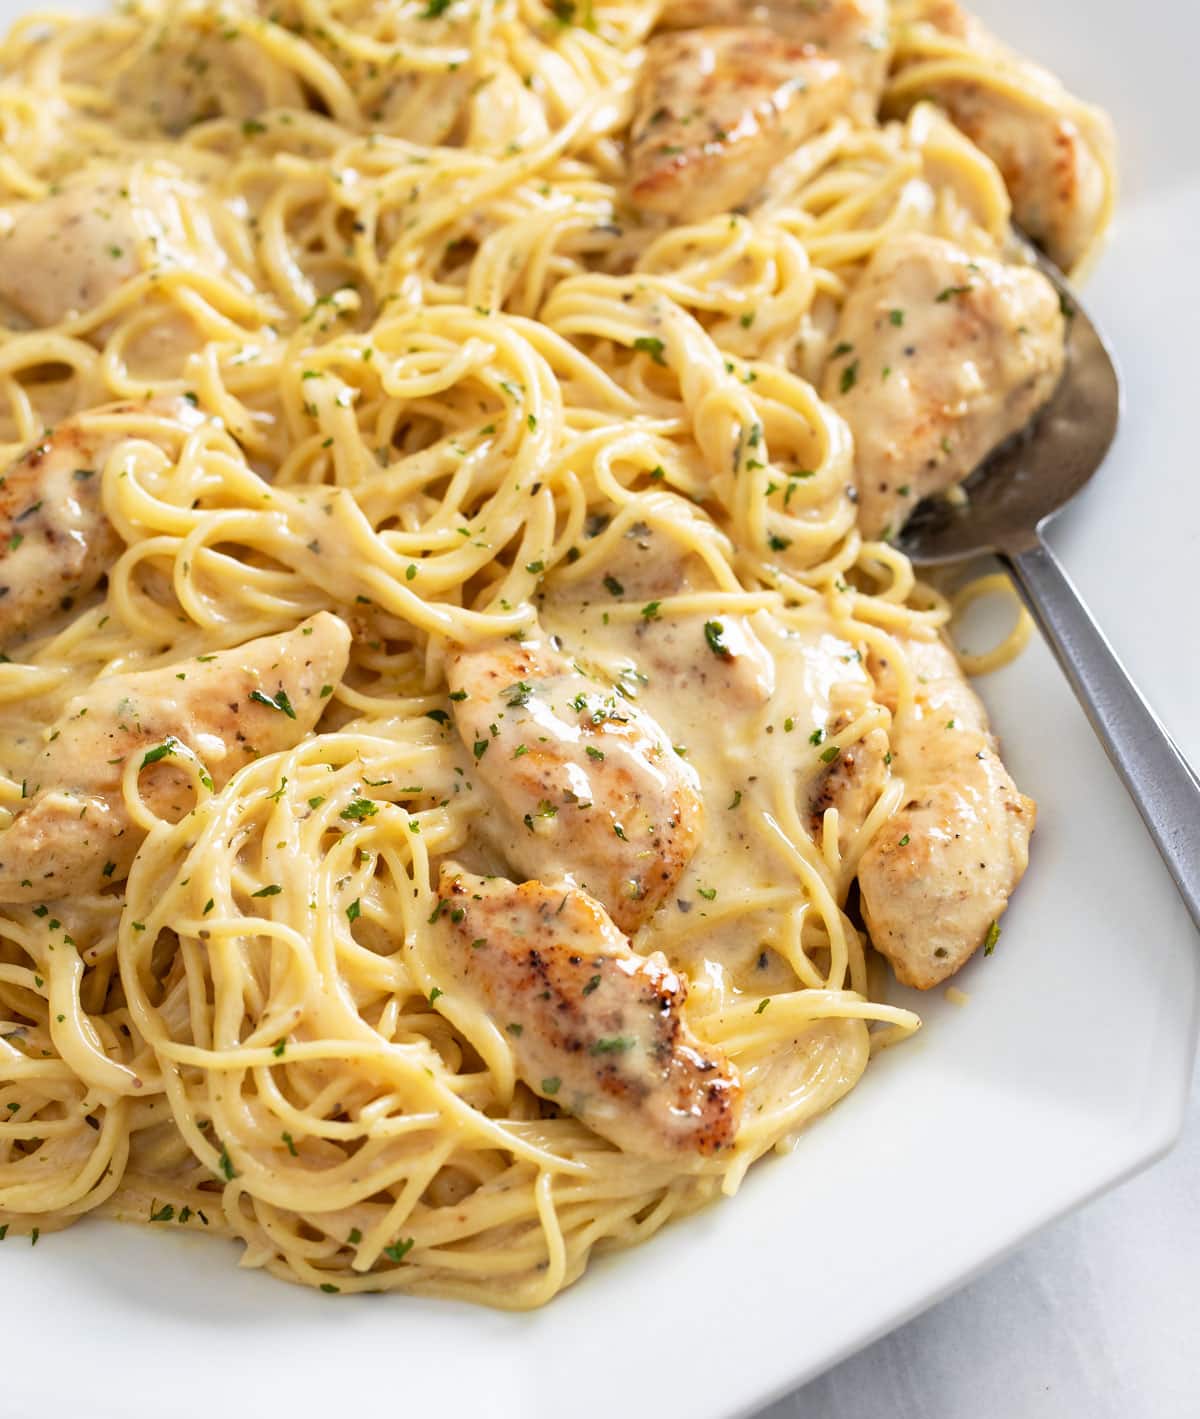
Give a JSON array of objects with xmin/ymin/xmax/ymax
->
[{"xmin": 893, "ymin": 241, "xmax": 1200, "ymax": 933}]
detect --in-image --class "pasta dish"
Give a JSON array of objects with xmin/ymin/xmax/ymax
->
[{"xmin": 0, "ymin": 0, "xmax": 1114, "ymax": 1305}]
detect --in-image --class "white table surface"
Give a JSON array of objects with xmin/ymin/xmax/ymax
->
[{"xmin": 759, "ymin": 1053, "xmax": 1200, "ymax": 1419}]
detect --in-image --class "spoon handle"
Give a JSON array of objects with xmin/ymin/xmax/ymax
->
[{"xmin": 1003, "ymin": 536, "xmax": 1200, "ymax": 933}]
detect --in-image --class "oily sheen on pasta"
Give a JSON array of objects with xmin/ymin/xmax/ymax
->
[{"xmin": 0, "ymin": 0, "xmax": 1112, "ymax": 1306}]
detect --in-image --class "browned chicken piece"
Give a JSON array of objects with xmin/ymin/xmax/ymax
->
[
  {"xmin": 0, "ymin": 397, "xmax": 205, "ymax": 645},
  {"xmin": 807, "ymin": 679, "xmax": 889, "ymax": 859},
  {"xmin": 893, "ymin": 0, "xmax": 1115, "ymax": 271},
  {"xmin": 436, "ymin": 866, "xmax": 741, "ymax": 1160},
  {"xmin": 655, "ymin": 0, "xmax": 891, "ymax": 123},
  {"xmin": 0, "ymin": 613, "xmax": 351, "ymax": 902},
  {"xmin": 0, "ymin": 167, "xmax": 203, "ymax": 329},
  {"xmin": 629, "ymin": 28, "xmax": 851, "ymax": 222},
  {"xmin": 857, "ymin": 633, "xmax": 1035, "ymax": 988},
  {"xmin": 445, "ymin": 633, "xmax": 703, "ymax": 935},
  {"xmin": 824, "ymin": 232, "xmax": 1065, "ymax": 539}
]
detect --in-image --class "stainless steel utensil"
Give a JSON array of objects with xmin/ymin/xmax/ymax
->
[{"xmin": 894, "ymin": 242, "xmax": 1200, "ymax": 932}]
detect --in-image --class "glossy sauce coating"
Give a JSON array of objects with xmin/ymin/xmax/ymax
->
[{"xmin": 437, "ymin": 866, "xmax": 742, "ymax": 1160}]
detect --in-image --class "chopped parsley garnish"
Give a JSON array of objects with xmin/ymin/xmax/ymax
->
[
  {"xmin": 249, "ymin": 687, "xmax": 296, "ymax": 719},
  {"xmin": 589, "ymin": 1036, "xmax": 634, "ymax": 1055},
  {"xmin": 582, "ymin": 973, "xmax": 601, "ymax": 996},
  {"xmin": 251, "ymin": 884, "xmax": 282, "ymax": 898},
  {"xmin": 384, "ymin": 1238, "xmax": 415, "ymax": 1263},
  {"xmin": 983, "ymin": 920, "xmax": 1002, "ymax": 956},
  {"xmin": 704, "ymin": 619, "xmax": 733, "ymax": 661},
  {"xmin": 935, "ymin": 283, "xmax": 973, "ymax": 303},
  {"xmin": 889, "ymin": 308, "xmax": 905, "ymax": 326},
  {"xmin": 632, "ymin": 336, "xmax": 667, "ymax": 366},
  {"xmin": 541, "ymin": 1076, "xmax": 561, "ymax": 1095},
  {"xmin": 839, "ymin": 359, "xmax": 859, "ymax": 394},
  {"xmin": 820, "ymin": 744, "xmax": 841, "ymax": 763},
  {"xmin": 346, "ymin": 899, "xmax": 361, "ymax": 923},
  {"xmin": 585, "ymin": 745, "xmax": 605, "ymax": 761},
  {"xmin": 140, "ymin": 736, "xmax": 182, "ymax": 769}
]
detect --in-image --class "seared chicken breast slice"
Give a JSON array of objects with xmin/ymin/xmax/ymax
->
[
  {"xmin": 0, "ymin": 167, "xmax": 206, "ymax": 329},
  {"xmin": 894, "ymin": 0, "xmax": 1115, "ymax": 271},
  {"xmin": 630, "ymin": 28, "xmax": 851, "ymax": 222},
  {"xmin": 656, "ymin": 0, "xmax": 890, "ymax": 122},
  {"xmin": 436, "ymin": 867, "xmax": 741, "ymax": 1160},
  {"xmin": 0, "ymin": 613, "xmax": 351, "ymax": 902},
  {"xmin": 445, "ymin": 633, "xmax": 703, "ymax": 935},
  {"xmin": 824, "ymin": 232, "xmax": 1065, "ymax": 539},
  {"xmin": 857, "ymin": 633, "xmax": 1035, "ymax": 988},
  {"xmin": 0, "ymin": 397, "xmax": 205, "ymax": 646}
]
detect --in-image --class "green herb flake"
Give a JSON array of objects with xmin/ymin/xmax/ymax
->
[
  {"xmin": 589, "ymin": 1036, "xmax": 634, "ymax": 1055},
  {"xmin": 704, "ymin": 619, "xmax": 733, "ymax": 660},
  {"xmin": 632, "ymin": 335, "xmax": 666, "ymax": 366},
  {"xmin": 384, "ymin": 1237, "xmax": 415, "ymax": 1263},
  {"xmin": 140, "ymin": 737, "xmax": 181, "ymax": 769},
  {"xmin": 249, "ymin": 687, "xmax": 297, "ymax": 719}
]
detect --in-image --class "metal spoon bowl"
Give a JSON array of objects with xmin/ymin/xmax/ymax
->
[{"xmin": 896, "ymin": 240, "xmax": 1200, "ymax": 932}]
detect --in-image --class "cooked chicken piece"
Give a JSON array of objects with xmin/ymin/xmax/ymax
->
[
  {"xmin": 857, "ymin": 633, "xmax": 1035, "ymax": 988},
  {"xmin": 807, "ymin": 679, "xmax": 889, "ymax": 859},
  {"xmin": 0, "ymin": 397, "xmax": 205, "ymax": 645},
  {"xmin": 824, "ymin": 232, "xmax": 1065, "ymax": 539},
  {"xmin": 630, "ymin": 28, "xmax": 851, "ymax": 222},
  {"xmin": 0, "ymin": 167, "xmax": 203, "ymax": 329},
  {"xmin": 0, "ymin": 613, "xmax": 351, "ymax": 902},
  {"xmin": 893, "ymin": 0, "xmax": 1114, "ymax": 271},
  {"xmin": 113, "ymin": 21, "xmax": 305, "ymax": 136},
  {"xmin": 445, "ymin": 634, "xmax": 703, "ymax": 935},
  {"xmin": 655, "ymin": 0, "xmax": 890, "ymax": 122},
  {"xmin": 436, "ymin": 867, "xmax": 741, "ymax": 1160}
]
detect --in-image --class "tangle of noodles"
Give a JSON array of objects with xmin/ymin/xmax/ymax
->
[{"xmin": 0, "ymin": 0, "xmax": 1112, "ymax": 1306}]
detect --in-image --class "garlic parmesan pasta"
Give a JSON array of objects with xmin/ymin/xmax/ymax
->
[{"xmin": 0, "ymin": 0, "xmax": 1112, "ymax": 1305}]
